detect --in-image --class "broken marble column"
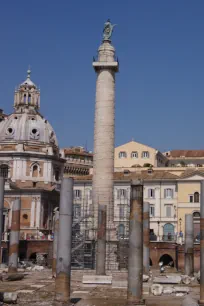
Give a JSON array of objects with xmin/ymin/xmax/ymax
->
[
  {"xmin": 185, "ymin": 214, "xmax": 194, "ymax": 276},
  {"xmin": 8, "ymin": 198, "xmax": 21, "ymax": 274},
  {"xmin": 127, "ymin": 181, "xmax": 145, "ymax": 305},
  {"xmin": 143, "ymin": 202, "xmax": 150, "ymax": 275},
  {"xmin": 55, "ymin": 178, "xmax": 73, "ymax": 304}
]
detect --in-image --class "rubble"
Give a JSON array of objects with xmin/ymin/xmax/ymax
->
[
  {"xmin": 6, "ymin": 274, "xmax": 25, "ymax": 281},
  {"xmin": 3, "ymin": 292, "xmax": 18, "ymax": 304},
  {"xmin": 181, "ymin": 275, "xmax": 192, "ymax": 285},
  {"xmin": 143, "ymin": 274, "xmax": 149, "ymax": 282},
  {"xmin": 151, "ymin": 284, "xmax": 163, "ymax": 296}
]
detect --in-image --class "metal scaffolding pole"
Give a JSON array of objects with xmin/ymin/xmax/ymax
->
[
  {"xmin": 8, "ymin": 198, "xmax": 21, "ymax": 274},
  {"xmin": 185, "ymin": 214, "xmax": 194, "ymax": 276},
  {"xmin": 143, "ymin": 202, "xmax": 150, "ymax": 275},
  {"xmin": 55, "ymin": 178, "xmax": 73, "ymax": 305},
  {"xmin": 127, "ymin": 180, "xmax": 146, "ymax": 306}
]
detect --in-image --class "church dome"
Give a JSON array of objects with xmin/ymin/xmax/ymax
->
[
  {"xmin": 0, "ymin": 69, "xmax": 58, "ymax": 147},
  {"xmin": 0, "ymin": 112, "xmax": 58, "ymax": 146}
]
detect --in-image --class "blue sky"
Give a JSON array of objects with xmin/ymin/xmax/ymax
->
[{"xmin": 0, "ymin": 1, "xmax": 204, "ymax": 152}]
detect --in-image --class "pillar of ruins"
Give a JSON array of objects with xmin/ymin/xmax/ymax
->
[
  {"xmin": 143, "ymin": 202, "xmax": 150, "ymax": 275},
  {"xmin": 184, "ymin": 214, "xmax": 194, "ymax": 276},
  {"xmin": 8, "ymin": 198, "xmax": 21, "ymax": 274},
  {"xmin": 127, "ymin": 181, "xmax": 146, "ymax": 306},
  {"xmin": 52, "ymin": 209, "xmax": 59, "ymax": 277},
  {"xmin": 55, "ymin": 178, "xmax": 73, "ymax": 304},
  {"xmin": 0, "ymin": 178, "xmax": 5, "ymax": 254},
  {"xmin": 92, "ymin": 20, "xmax": 119, "ymax": 275},
  {"xmin": 199, "ymin": 181, "xmax": 204, "ymax": 306}
]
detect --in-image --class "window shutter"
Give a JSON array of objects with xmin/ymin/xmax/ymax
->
[
  {"xmin": 148, "ymin": 189, "xmax": 151, "ymax": 198},
  {"xmin": 164, "ymin": 189, "xmax": 166, "ymax": 198}
]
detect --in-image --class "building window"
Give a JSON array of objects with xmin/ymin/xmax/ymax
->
[
  {"xmin": 189, "ymin": 195, "xmax": 193, "ymax": 203},
  {"xmin": 117, "ymin": 189, "xmax": 127, "ymax": 199},
  {"xmin": 28, "ymin": 94, "xmax": 31, "ymax": 103},
  {"xmin": 150, "ymin": 205, "xmax": 155, "ymax": 217},
  {"xmin": 23, "ymin": 214, "xmax": 28, "ymax": 220},
  {"xmin": 164, "ymin": 188, "xmax": 173, "ymax": 199},
  {"xmin": 74, "ymin": 189, "xmax": 82, "ymax": 199},
  {"xmin": 32, "ymin": 165, "xmax": 39, "ymax": 178},
  {"xmin": 23, "ymin": 94, "xmax": 26, "ymax": 103},
  {"xmin": 0, "ymin": 165, "xmax": 9, "ymax": 178},
  {"xmin": 165, "ymin": 205, "xmax": 172, "ymax": 217},
  {"xmin": 55, "ymin": 169, "xmax": 60, "ymax": 181},
  {"xmin": 119, "ymin": 151, "xmax": 127, "ymax": 158},
  {"xmin": 193, "ymin": 211, "xmax": 200, "ymax": 218},
  {"xmin": 118, "ymin": 224, "xmax": 125, "ymax": 239},
  {"xmin": 142, "ymin": 151, "xmax": 149, "ymax": 158},
  {"xmin": 88, "ymin": 189, "xmax": 92, "ymax": 200},
  {"xmin": 148, "ymin": 188, "xmax": 155, "ymax": 198},
  {"xmin": 131, "ymin": 151, "xmax": 138, "ymax": 158},
  {"xmin": 73, "ymin": 204, "xmax": 81, "ymax": 218},
  {"xmin": 119, "ymin": 205, "xmax": 125, "ymax": 219},
  {"xmin": 194, "ymin": 192, "xmax": 199, "ymax": 203}
]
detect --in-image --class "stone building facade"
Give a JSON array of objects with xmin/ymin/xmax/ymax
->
[{"xmin": 0, "ymin": 69, "xmax": 64, "ymax": 245}]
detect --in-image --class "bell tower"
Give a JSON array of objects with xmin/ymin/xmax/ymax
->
[{"xmin": 14, "ymin": 69, "xmax": 40, "ymax": 113}]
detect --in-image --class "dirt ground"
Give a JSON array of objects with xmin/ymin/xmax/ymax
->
[{"xmin": 0, "ymin": 269, "xmax": 200, "ymax": 306}]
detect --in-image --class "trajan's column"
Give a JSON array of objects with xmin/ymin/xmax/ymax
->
[{"xmin": 92, "ymin": 20, "xmax": 119, "ymax": 275}]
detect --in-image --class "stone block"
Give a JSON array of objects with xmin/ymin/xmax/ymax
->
[
  {"xmin": 153, "ymin": 276, "xmax": 181, "ymax": 284},
  {"xmin": 163, "ymin": 286, "xmax": 174, "ymax": 295},
  {"xmin": 82, "ymin": 275, "xmax": 112, "ymax": 284},
  {"xmin": 174, "ymin": 287, "xmax": 189, "ymax": 293}
]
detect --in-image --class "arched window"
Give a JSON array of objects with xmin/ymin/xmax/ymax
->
[
  {"xmin": 163, "ymin": 223, "xmax": 174, "ymax": 241},
  {"xmin": 23, "ymin": 94, "xmax": 26, "ymax": 103},
  {"xmin": 194, "ymin": 192, "xmax": 199, "ymax": 203},
  {"xmin": 0, "ymin": 165, "xmax": 9, "ymax": 178},
  {"xmin": 193, "ymin": 211, "xmax": 200, "ymax": 218},
  {"xmin": 28, "ymin": 94, "xmax": 31, "ymax": 103},
  {"xmin": 131, "ymin": 151, "xmax": 138, "ymax": 158},
  {"xmin": 119, "ymin": 151, "xmax": 127, "ymax": 158},
  {"xmin": 32, "ymin": 164, "xmax": 39, "ymax": 178},
  {"xmin": 118, "ymin": 224, "xmax": 125, "ymax": 239}
]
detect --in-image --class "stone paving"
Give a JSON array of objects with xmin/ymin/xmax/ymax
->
[{"xmin": 0, "ymin": 269, "xmax": 200, "ymax": 305}]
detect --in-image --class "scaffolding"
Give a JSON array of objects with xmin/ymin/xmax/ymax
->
[{"xmin": 71, "ymin": 189, "xmax": 131, "ymax": 270}]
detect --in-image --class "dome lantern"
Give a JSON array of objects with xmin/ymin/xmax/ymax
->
[{"xmin": 14, "ymin": 68, "xmax": 40, "ymax": 112}]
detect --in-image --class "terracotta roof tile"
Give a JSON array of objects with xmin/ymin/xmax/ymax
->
[
  {"xmin": 169, "ymin": 150, "xmax": 204, "ymax": 158},
  {"xmin": 74, "ymin": 170, "xmax": 179, "ymax": 181}
]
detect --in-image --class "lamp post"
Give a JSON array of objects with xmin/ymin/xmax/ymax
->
[
  {"xmin": 157, "ymin": 221, "xmax": 160, "ymax": 241},
  {"xmin": 179, "ymin": 218, "xmax": 182, "ymax": 232}
]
